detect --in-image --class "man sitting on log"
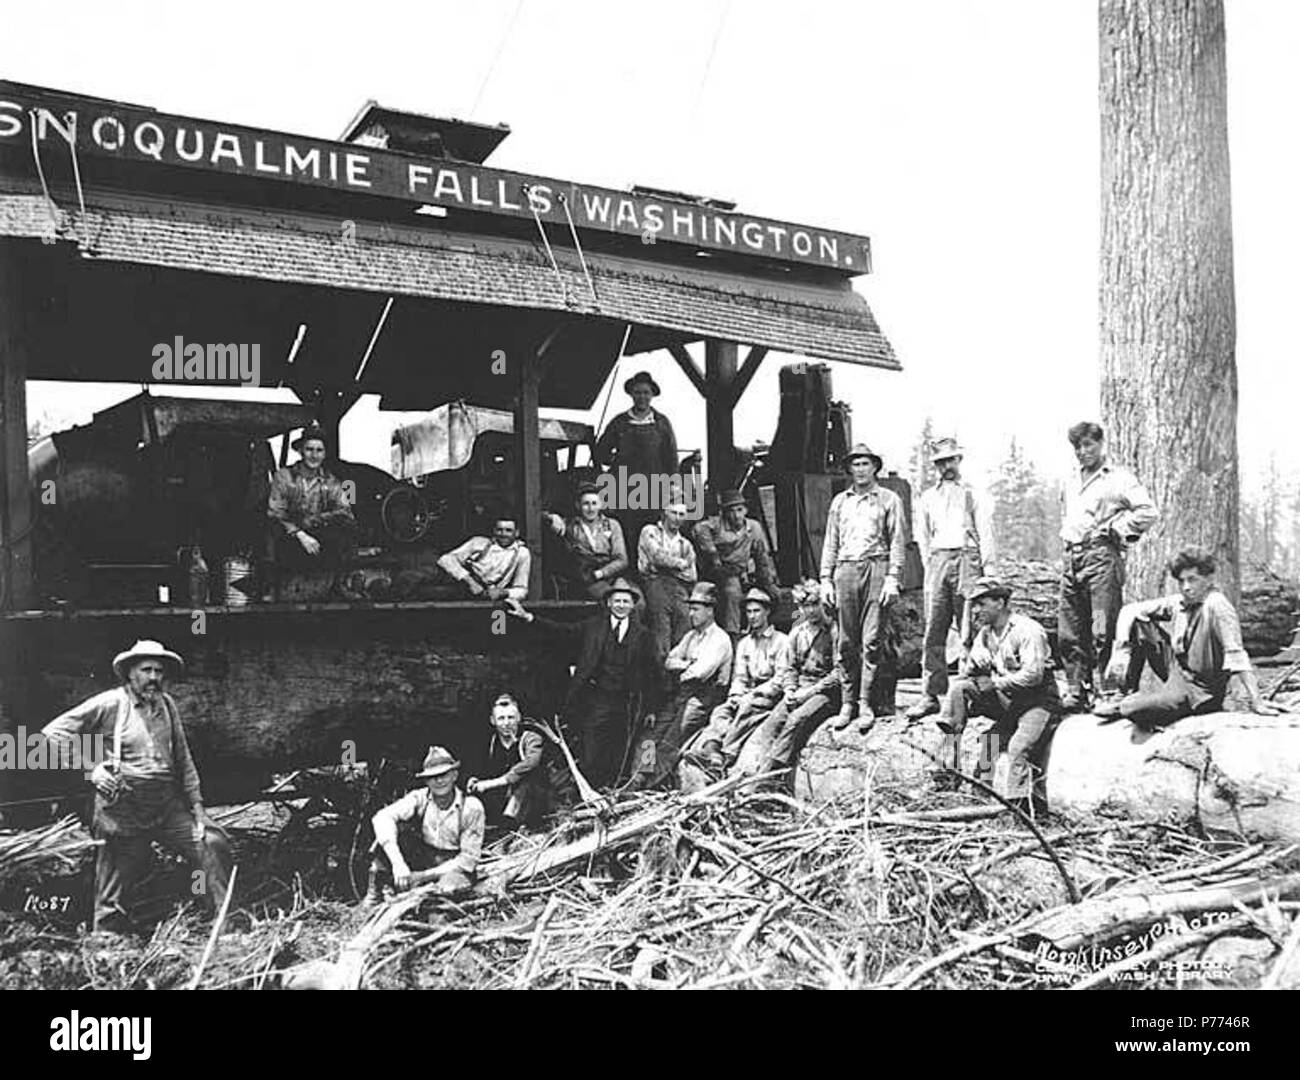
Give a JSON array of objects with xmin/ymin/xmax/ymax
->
[
  {"xmin": 741, "ymin": 579, "xmax": 842, "ymax": 784},
  {"xmin": 266, "ymin": 423, "xmax": 359, "ymax": 593},
  {"xmin": 40, "ymin": 640, "xmax": 232, "ymax": 934},
  {"xmin": 940, "ymin": 577, "xmax": 1061, "ymax": 806},
  {"xmin": 545, "ymin": 482, "xmax": 629, "ymax": 601},
  {"xmin": 1098, "ymin": 545, "xmax": 1281, "ymax": 728},
  {"xmin": 693, "ymin": 488, "xmax": 779, "ymax": 635},
  {"xmin": 466, "ymin": 694, "xmax": 551, "ymax": 831},
  {"xmin": 364, "ymin": 746, "xmax": 486, "ymax": 906},
  {"xmin": 685, "ymin": 587, "xmax": 790, "ymax": 774},
  {"xmin": 436, "ymin": 516, "xmax": 532, "ymax": 602}
]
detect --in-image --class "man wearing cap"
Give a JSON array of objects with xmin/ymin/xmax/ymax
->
[
  {"xmin": 266, "ymin": 423, "xmax": 358, "ymax": 585},
  {"xmin": 365, "ymin": 745, "xmax": 485, "ymax": 904},
  {"xmin": 941, "ymin": 577, "xmax": 1061, "ymax": 805},
  {"xmin": 645, "ymin": 581, "xmax": 735, "ymax": 785},
  {"xmin": 821, "ymin": 444, "xmax": 907, "ymax": 731},
  {"xmin": 506, "ymin": 577, "xmax": 658, "ymax": 789},
  {"xmin": 906, "ymin": 437, "xmax": 985, "ymax": 721},
  {"xmin": 693, "ymin": 489, "xmax": 779, "ymax": 635},
  {"xmin": 638, "ymin": 501, "xmax": 698, "ymax": 661},
  {"xmin": 41, "ymin": 640, "xmax": 232, "ymax": 933},
  {"xmin": 1098, "ymin": 545, "xmax": 1280, "ymax": 729},
  {"xmin": 594, "ymin": 370, "xmax": 680, "ymax": 549},
  {"xmin": 686, "ymin": 587, "xmax": 791, "ymax": 773},
  {"xmin": 743, "ymin": 580, "xmax": 842, "ymax": 780},
  {"xmin": 545, "ymin": 483, "xmax": 629, "ymax": 601},
  {"xmin": 437, "ymin": 516, "xmax": 533, "ymax": 602},
  {"xmin": 466, "ymin": 694, "xmax": 552, "ymax": 831},
  {"xmin": 1058, "ymin": 421, "xmax": 1158, "ymax": 711}
]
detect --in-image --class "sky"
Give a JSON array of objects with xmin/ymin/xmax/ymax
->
[{"xmin": 5, "ymin": 0, "xmax": 1299, "ymax": 499}]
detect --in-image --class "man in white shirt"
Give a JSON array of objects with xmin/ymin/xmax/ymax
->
[
  {"xmin": 906, "ymin": 437, "xmax": 984, "ymax": 720},
  {"xmin": 437, "ymin": 516, "xmax": 532, "ymax": 602}
]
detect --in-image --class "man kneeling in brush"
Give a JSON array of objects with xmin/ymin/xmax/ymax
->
[
  {"xmin": 466, "ymin": 694, "xmax": 551, "ymax": 832},
  {"xmin": 940, "ymin": 577, "xmax": 1061, "ymax": 805},
  {"xmin": 364, "ymin": 746, "xmax": 485, "ymax": 906},
  {"xmin": 1098, "ymin": 545, "xmax": 1280, "ymax": 728}
]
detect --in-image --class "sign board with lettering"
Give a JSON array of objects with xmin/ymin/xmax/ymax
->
[{"xmin": 0, "ymin": 82, "xmax": 872, "ymax": 274}]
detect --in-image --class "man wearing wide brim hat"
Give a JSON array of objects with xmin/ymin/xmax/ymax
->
[
  {"xmin": 266, "ymin": 421, "xmax": 359, "ymax": 596},
  {"xmin": 41, "ymin": 640, "xmax": 232, "ymax": 933},
  {"xmin": 906, "ymin": 436, "xmax": 985, "ymax": 721},
  {"xmin": 506, "ymin": 577, "xmax": 660, "ymax": 789},
  {"xmin": 821, "ymin": 443, "xmax": 907, "ymax": 732},
  {"xmin": 694, "ymin": 488, "xmax": 778, "ymax": 636},
  {"xmin": 365, "ymin": 745, "xmax": 486, "ymax": 904},
  {"xmin": 594, "ymin": 369, "xmax": 681, "ymax": 556},
  {"xmin": 940, "ymin": 577, "xmax": 1061, "ymax": 808},
  {"xmin": 685, "ymin": 587, "xmax": 790, "ymax": 774},
  {"xmin": 643, "ymin": 581, "xmax": 735, "ymax": 787}
]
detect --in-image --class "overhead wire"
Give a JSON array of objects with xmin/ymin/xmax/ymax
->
[{"xmin": 469, "ymin": 0, "xmax": 526, "ymax": 118}]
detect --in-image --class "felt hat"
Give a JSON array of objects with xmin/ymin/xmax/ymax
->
[
  {"xmin": 113, "ymin": 639, "xmax": 184, "ymax": 681},
  {"xmin": 606, "ymin": 576, "xmax": 643, "ymax": 604},
  {"xmin": 843, "ymin": 443, "xmax": 883, "ymax": 471},
  {"xmin": 967, "ymin": 576, "xmax": 1012, "ymax": 603},
  {"xmin": 623, "ymin": 371, "xmax": 661, "ymax": 396},
  {"xmin": 415, "ymin": 746, "xmax": 460, "ymax": 778},
  {"xmin": 744, "ymin": 587, "xmax": 774, "ymax": 608},
  {"xmin": 687, "ymin": 582, "xmax": 719, "ymax": 607},
  {"xmin": 292, "ymin": 422, "xmax": 329, "ymax": 452},
  {"xmin": 930, "ymin": 437, "xmax": 964, "ymax": 463},
  {"xmin": 718, "ymin": 489, "xmax": 746, "ymax": 510}
]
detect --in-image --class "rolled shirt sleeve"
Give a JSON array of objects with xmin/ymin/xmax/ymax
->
[
  {"xmin": 1109, "ymin": 471, "xmax": 1157, "ymax": 543},
  {"xmin": 371, "ymin": 789, "xmax": 423, "ymax": 848},
  {"xmin": 506, "ymin": 547, "xmax": 532, "ymax": 601},
  {"xmin": 680, "ymin": 628, "xmax": 732, "ymax": 685},
  {"xmin": 41, "ymin": 690, "xmax": 116, "ymax": 759},
  {"xmin": 1207, "ymin": 593, "xmax": 1252, "ymax": 674}
]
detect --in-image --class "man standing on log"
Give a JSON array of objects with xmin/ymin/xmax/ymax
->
[
  {"xmin": 940, "ymin": 577, "xmax": 1061, "ymax": 806},
  {"xmin": 821, "ymin": 444, "xmax": 906, "ymax": 732},
  {"xmin": 506, "ymin": 578, "xmax": 658, "ymax": 789},
  {"xmin": 1058, "ymin": 421, "xmax": 1157, "ymax": 712},
  {"xmin": 906, "ymin": 437, "xmax": 984, "ymax": 721},
  {"xmin": 364, "ymin": 746, "xmax": 485, "ymax": 905},
  {"xmin": 1098, "ymin": 545, "xmax": 1280, "ymax": 728},
  {"xmin": 41, "ymin": 640, "xmax": 232, "ymax": 933}
]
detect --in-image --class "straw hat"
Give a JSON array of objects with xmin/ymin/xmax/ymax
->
[{"xmin": 112, "ymin": 640, "xmax": 184, "ymax": 681}]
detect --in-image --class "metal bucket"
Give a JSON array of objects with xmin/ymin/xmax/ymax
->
[{"xmin": 222, "ymin": 556, "xmax": 254, "ymax": 608}]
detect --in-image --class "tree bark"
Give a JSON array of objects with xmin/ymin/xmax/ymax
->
[{"xmin": 1099, "ymin": 0, "xmax": 1240, "ymax": 602}]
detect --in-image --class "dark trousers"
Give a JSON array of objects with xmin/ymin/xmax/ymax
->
[
  {"xmin": 369, "ymin": 832, "xmax": 470, "ymax": 894},
  {"xmin": 833, "ymin": 557, "xmax": 892, "ymax": 712},
  {"xmin": 644, "ymin": 576, "xmax": 690, "ymax": 662},
  {"xmin": 946, "ymin": 676, "xmax": 1059, "ymax": 799},
  {"xmin": 648, "ymin": 681, "xmax": 727, "ymax": 787},
  {"xmin": 1115, "ymin": 619, "xmax": 1222, "ymax": 729},
  {"xmin": 1058, "ymin": 539, "xmax": 1124, "ymax": 694},
  {"xmin": 922, "ymin": 549, "xmax": 978, "ymax": 699},
  {"xmin": 94, "ymin": 800, "xmax": 232, "ymax": 931},
  {"xmin": 572, "ymin": 688, "xmax": 633, "ymax": 789}
]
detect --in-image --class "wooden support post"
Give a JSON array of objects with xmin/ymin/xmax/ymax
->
[
  {"xmin": 667, "ymin": 343, "xmax": 707, "ymax": 398},
  {"xmin": 515, "ymin": 351, "xmax": 543, "ymax": 600},
  {"xmin": 0, "ymin": 244, "xmax": 33, "ymax": 611},
  {"xmin": 731, "ymin": 346, "xmax": 768, "ymax": 406},
  {"xmin": 704, "ymin": 338, "xmax": 738, "ymax": 492}
]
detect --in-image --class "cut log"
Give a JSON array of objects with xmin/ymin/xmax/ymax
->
[{"xmin": 789, "ymin": 710, "xmax": 1300, "ymax": 844}]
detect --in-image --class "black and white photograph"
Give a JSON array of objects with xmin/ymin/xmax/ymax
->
[{"xmin": 0, "ymin": 0, "xmax": 1295, "ymax": 1034}]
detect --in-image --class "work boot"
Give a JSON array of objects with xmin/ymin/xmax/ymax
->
[
  {"xmin": 360, "ymin": 868, "xmax": 384, "ymax": 909},
  {"xmin": 831, "ymin": 700, "xmax": 858, "ymax": 731},
  {"xmin": 856, "ymin": 698, "xmax": 878, "ymax": 735},
  {"xmin": 904, "ymin": 696, "xmax": 941, "ymax": 721},
  {"xmin": 1060, "ymin": 687, "xmax": 1090, "ymax": 714}
]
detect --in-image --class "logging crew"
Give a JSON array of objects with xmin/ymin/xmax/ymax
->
[
  {"xmin": 745, "ymin": 580, "xmax": 842, "ymax": 782},
  {"xmin": 266, "ymin": 423, "xmax": 359, "ymax": 583},
  {"xmin": 906, "ymin": 437, "xmax": 984, "ymax": 721},
  {"xmin": 1098, "ymin": 545, "xmax": 1281, "ymax": 727},
  {"xmin": 437, "ymin": 516, "xmax": 532, "ymax": 602},
  {"xmin": 545, "ymin": 483, "xmax": 629, "ymax": 600},
  {"xmin": 638, "ymin": 501, "xmax": 698, "ymax": 661},
  {"xmin": 40, "ymin": 640, "xmax": 232, "ymax": 933},
  {"xmin": 365, "ymin": 746, "xmax": 485, "ymax": 905},
  {"xmin": 686, "ymin": 587, "xmax": 790, "ymax": 773},
  {"xmin": 650, "ymin": 581, "xmax": 734, "ymax": 785},
  {"xmin": 466, "ymin": 694, "xmax": 551, "ymax": 830},
  {"xmin": 940, "ymin": 578, "xmax": 1061, "ymax": 805},
  {"xmin": 1058, "ymin": 421, "xmax": 1157, "ymax": 711},
  {"xmin": 594, "ymin": 370, "xmax": 680, "ymax": 548},
  {"xmin": 693, "ymin": 489, "xmax": 779, "ymax": 635},
  {"xmin": 506, "ymin": 578, "xmax": 658, "ymax": 789},
  {"xmin": 821, "ymin": 443, "xmax": 907, "ymax": 732}
]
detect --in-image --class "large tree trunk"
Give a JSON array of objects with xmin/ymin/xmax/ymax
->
[{"xmin": 1099, "ymin": 0, "xmax": 1240, "ymax": 602}]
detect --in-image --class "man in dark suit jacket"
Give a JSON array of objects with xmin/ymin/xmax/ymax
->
[{"xmin": 506, "ymin": 578, "xmax": 658, "ymax": 790}]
